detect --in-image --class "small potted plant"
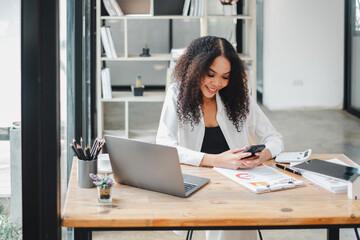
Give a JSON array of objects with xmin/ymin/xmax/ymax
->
[
  {"xmin": 90, "ymin": 173, "xmax": 114, "ymax": 203},
  {"xmin": 131, "ymin": 75, "xmax": 144, "ymax": 96},
  {"xmin": 139, "ymin": 43, "xmax": 151, "ymax": 57},
  {"xmin": 220, "ymin": 0, "xmax": 238, "ymax": 16}
]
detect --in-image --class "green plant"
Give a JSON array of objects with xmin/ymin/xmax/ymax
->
[
  {"xmin": 135, "ymin": 75, "xmax": 142, "ymax": 88},
  {"xmin": 89, "ymin": 173, "xmax": 114, "ymax": 189},
  {"xmin": 0, "ymin": 208, "xmax": 22, "ymax": 240}
]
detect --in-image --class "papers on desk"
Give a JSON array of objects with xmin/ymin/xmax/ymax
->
[
  {"xmin": 294, "ymin": 158, "xmax": 348, "ymax": 194},
  {"xmin": 214, "ymin": 164, "xmax": 303, "ymax": 193}
]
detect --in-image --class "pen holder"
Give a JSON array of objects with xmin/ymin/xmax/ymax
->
[{"xmin": 78, "ymin": 158, "xmax": 97, "ymax": 188}]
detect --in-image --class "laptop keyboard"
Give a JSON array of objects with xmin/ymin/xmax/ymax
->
[{"xmin": 184, "ymin": 182, "xmax": 197, "ymax": 193}]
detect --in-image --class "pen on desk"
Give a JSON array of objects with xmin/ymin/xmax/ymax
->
[{"xmin": 275, "ymin": 164, "xmax": 302, "ymax": 176}]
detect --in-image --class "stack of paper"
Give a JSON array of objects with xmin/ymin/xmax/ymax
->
[
  {"xmin": 102, "ymin": 0, "xmax": 124, "ymax": 16},
  {"xmin": 214, "ymin": 164, "xmax": 303, "ymax": 193},
  {"xmin": 101, "ymin": 68, "xmax": 112, "ymax": 99},
  {"xmin": 295, "ymin": 158, "xmax": 348, "ymax": 194},
  {"xmin": 100, "ymin": 26, "xmax": 117, "ymax": 58}
]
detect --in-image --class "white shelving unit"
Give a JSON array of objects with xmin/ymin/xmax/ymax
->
[
  {"xmin": 96, "ymin": 0, "xmax": 257, "ymax": 139},
  {"xmin": 101, "ymin": 91, "xmax": 165, "ymax": 139}
]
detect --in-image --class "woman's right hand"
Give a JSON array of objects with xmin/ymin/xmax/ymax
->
[{"xmin": 201, "ymin": 146, "xmax": 252, "ymax": 170}]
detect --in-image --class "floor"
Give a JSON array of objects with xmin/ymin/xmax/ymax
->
[{"xmin": 95, "ymin": 101, "xmax": 360, "ymax": 240}]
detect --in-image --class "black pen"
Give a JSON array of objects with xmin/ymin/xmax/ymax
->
[{"xmin": 275, "ymin": 164, "xmax": 302, "ymax": 176}]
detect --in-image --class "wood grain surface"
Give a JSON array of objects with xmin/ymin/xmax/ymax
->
[{"xmin": 62, "ymin": 154, "xmax": 360, "ymax": 228}]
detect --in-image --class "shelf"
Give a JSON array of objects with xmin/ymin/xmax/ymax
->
[
  {"xmin": 101, "ymin": 14, "xmax": 252, "ymax": 20},
  {"xmin": 101, "ymin": 54, "xmax": 171, "ymax": 61},
  {"xmin": 205, "ymin": 14, "xmax": 252, "ymax": 19},
  {"xmin": 102, "ymin": 54, "xmax": 251, "ymax": 62},
  {"xmin": 101, "ymin": 15, "xmax": 202, "ymax": 20},
  {"xmin": 102, "ymin": 91, "xmax": 165, "ymax": 103},
  {"xmin": 96, "ymin": 0, "xmax": 257, "ymax": 138}
]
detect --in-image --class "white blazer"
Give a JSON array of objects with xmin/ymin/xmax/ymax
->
[{"xmin": 156, "ymin": 83, "xmax": 284, "ymax": 166}]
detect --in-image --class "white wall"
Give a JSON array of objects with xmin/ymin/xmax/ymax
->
[{"xmin": 263, "ymin": 0, "xmax": 344, "ymax": 110}]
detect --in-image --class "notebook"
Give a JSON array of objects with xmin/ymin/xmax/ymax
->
[{"xmin": 104, "ymin": 135, "xmax": 209, "ymax": 198}]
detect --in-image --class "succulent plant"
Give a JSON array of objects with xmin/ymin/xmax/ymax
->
[{"xmin": 89, "ymin": 173, "xmax": 114, "ymax": 189}]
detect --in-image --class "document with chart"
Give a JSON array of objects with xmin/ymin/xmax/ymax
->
[{"xmin": 214, "ymin": 164, "xmax": 303, "ymax": 193}]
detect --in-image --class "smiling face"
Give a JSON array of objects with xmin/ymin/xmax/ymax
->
[{"xmin": 200, "ymin": 56, "xmax": 231, "ymax": 101}]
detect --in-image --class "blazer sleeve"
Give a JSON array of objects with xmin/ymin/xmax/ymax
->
[
  {"xmin": 156, "ymin": 83, "xmax": 205, "ymax": 165},
  {"xmin": 246, "ymin": 96, "xmax": 284, "ymax": 157}
]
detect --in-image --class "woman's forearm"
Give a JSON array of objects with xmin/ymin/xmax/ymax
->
[{"xmin": 200, "ymin": 154, "xmax": 218, "ymax": 167}]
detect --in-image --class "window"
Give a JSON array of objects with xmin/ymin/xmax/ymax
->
[{"xmin": 355, "ymin": 0, "xmax": 360, "ymax": 33}]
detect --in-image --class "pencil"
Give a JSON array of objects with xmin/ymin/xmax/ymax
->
[
  {"xmin": 77, "ymin": 144, "xmax": 87, "ymax": 160},
  {"xmin": 90, "ymin": 138, "xmax": 99, "ymax": 158},
  {"xmin": 96, "ymin": 142, "xmax": 104, "ymax": 159},
  {"xmin": 85, "ymin": 146, "xmax": 91, "ymax": 160},
  {"xmin": 69, "ymin": 143, "xmax": 81, "ymax": 159}
]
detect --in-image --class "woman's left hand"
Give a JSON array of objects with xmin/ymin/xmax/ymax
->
[{"xmin": 239, "ymin": 148, "xmax": 272, "ymax": 168}]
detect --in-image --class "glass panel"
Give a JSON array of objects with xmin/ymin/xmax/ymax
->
[
  {"xmin": 256, "ymin": 0, "xmax": 263, "ymax": 95},
  {"xmin": 351, "ymin": 0, "xmax": 360, "ymax": 110},
  {"xmin": 59, "ymin": 0, "xmax": 73, "ymax": 239},
  {"xmin": 355, "ymin": 0, "xmax": 360, "ymax": 32},
  {"xmin": 0, "ymin": 0, "xmax": 22, "ymax": 238},
  {"xmin": 351, "ymin": 38, "xmax": 360, "ymax": 110}
]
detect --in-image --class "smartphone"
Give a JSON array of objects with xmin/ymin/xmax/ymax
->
[{"xmin": 242, "ymin": 144, "xmax": 266, "ymax": 158}]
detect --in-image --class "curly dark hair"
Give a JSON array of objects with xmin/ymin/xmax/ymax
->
[{"xmin": 173, "ymin": 36, "xmax": 250, "ymax": 132}]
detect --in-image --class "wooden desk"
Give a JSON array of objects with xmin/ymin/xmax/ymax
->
[{"xmin": 62, "ymin": 154, "xmax": 360, "ymax": 240}]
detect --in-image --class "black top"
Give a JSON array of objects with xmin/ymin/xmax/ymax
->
[{"xmin": 200, "ymin": 126, "xmax": 230, "ymax": 154}]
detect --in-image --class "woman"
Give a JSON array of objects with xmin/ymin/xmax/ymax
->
[{"xmin": 156, "ymin": 36, "xmax": 284, "ymax": 240}]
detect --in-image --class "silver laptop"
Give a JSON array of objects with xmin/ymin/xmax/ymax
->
[{"xmin": 104, "ymin": 135, "xmax": 210, "ymax": 198}]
